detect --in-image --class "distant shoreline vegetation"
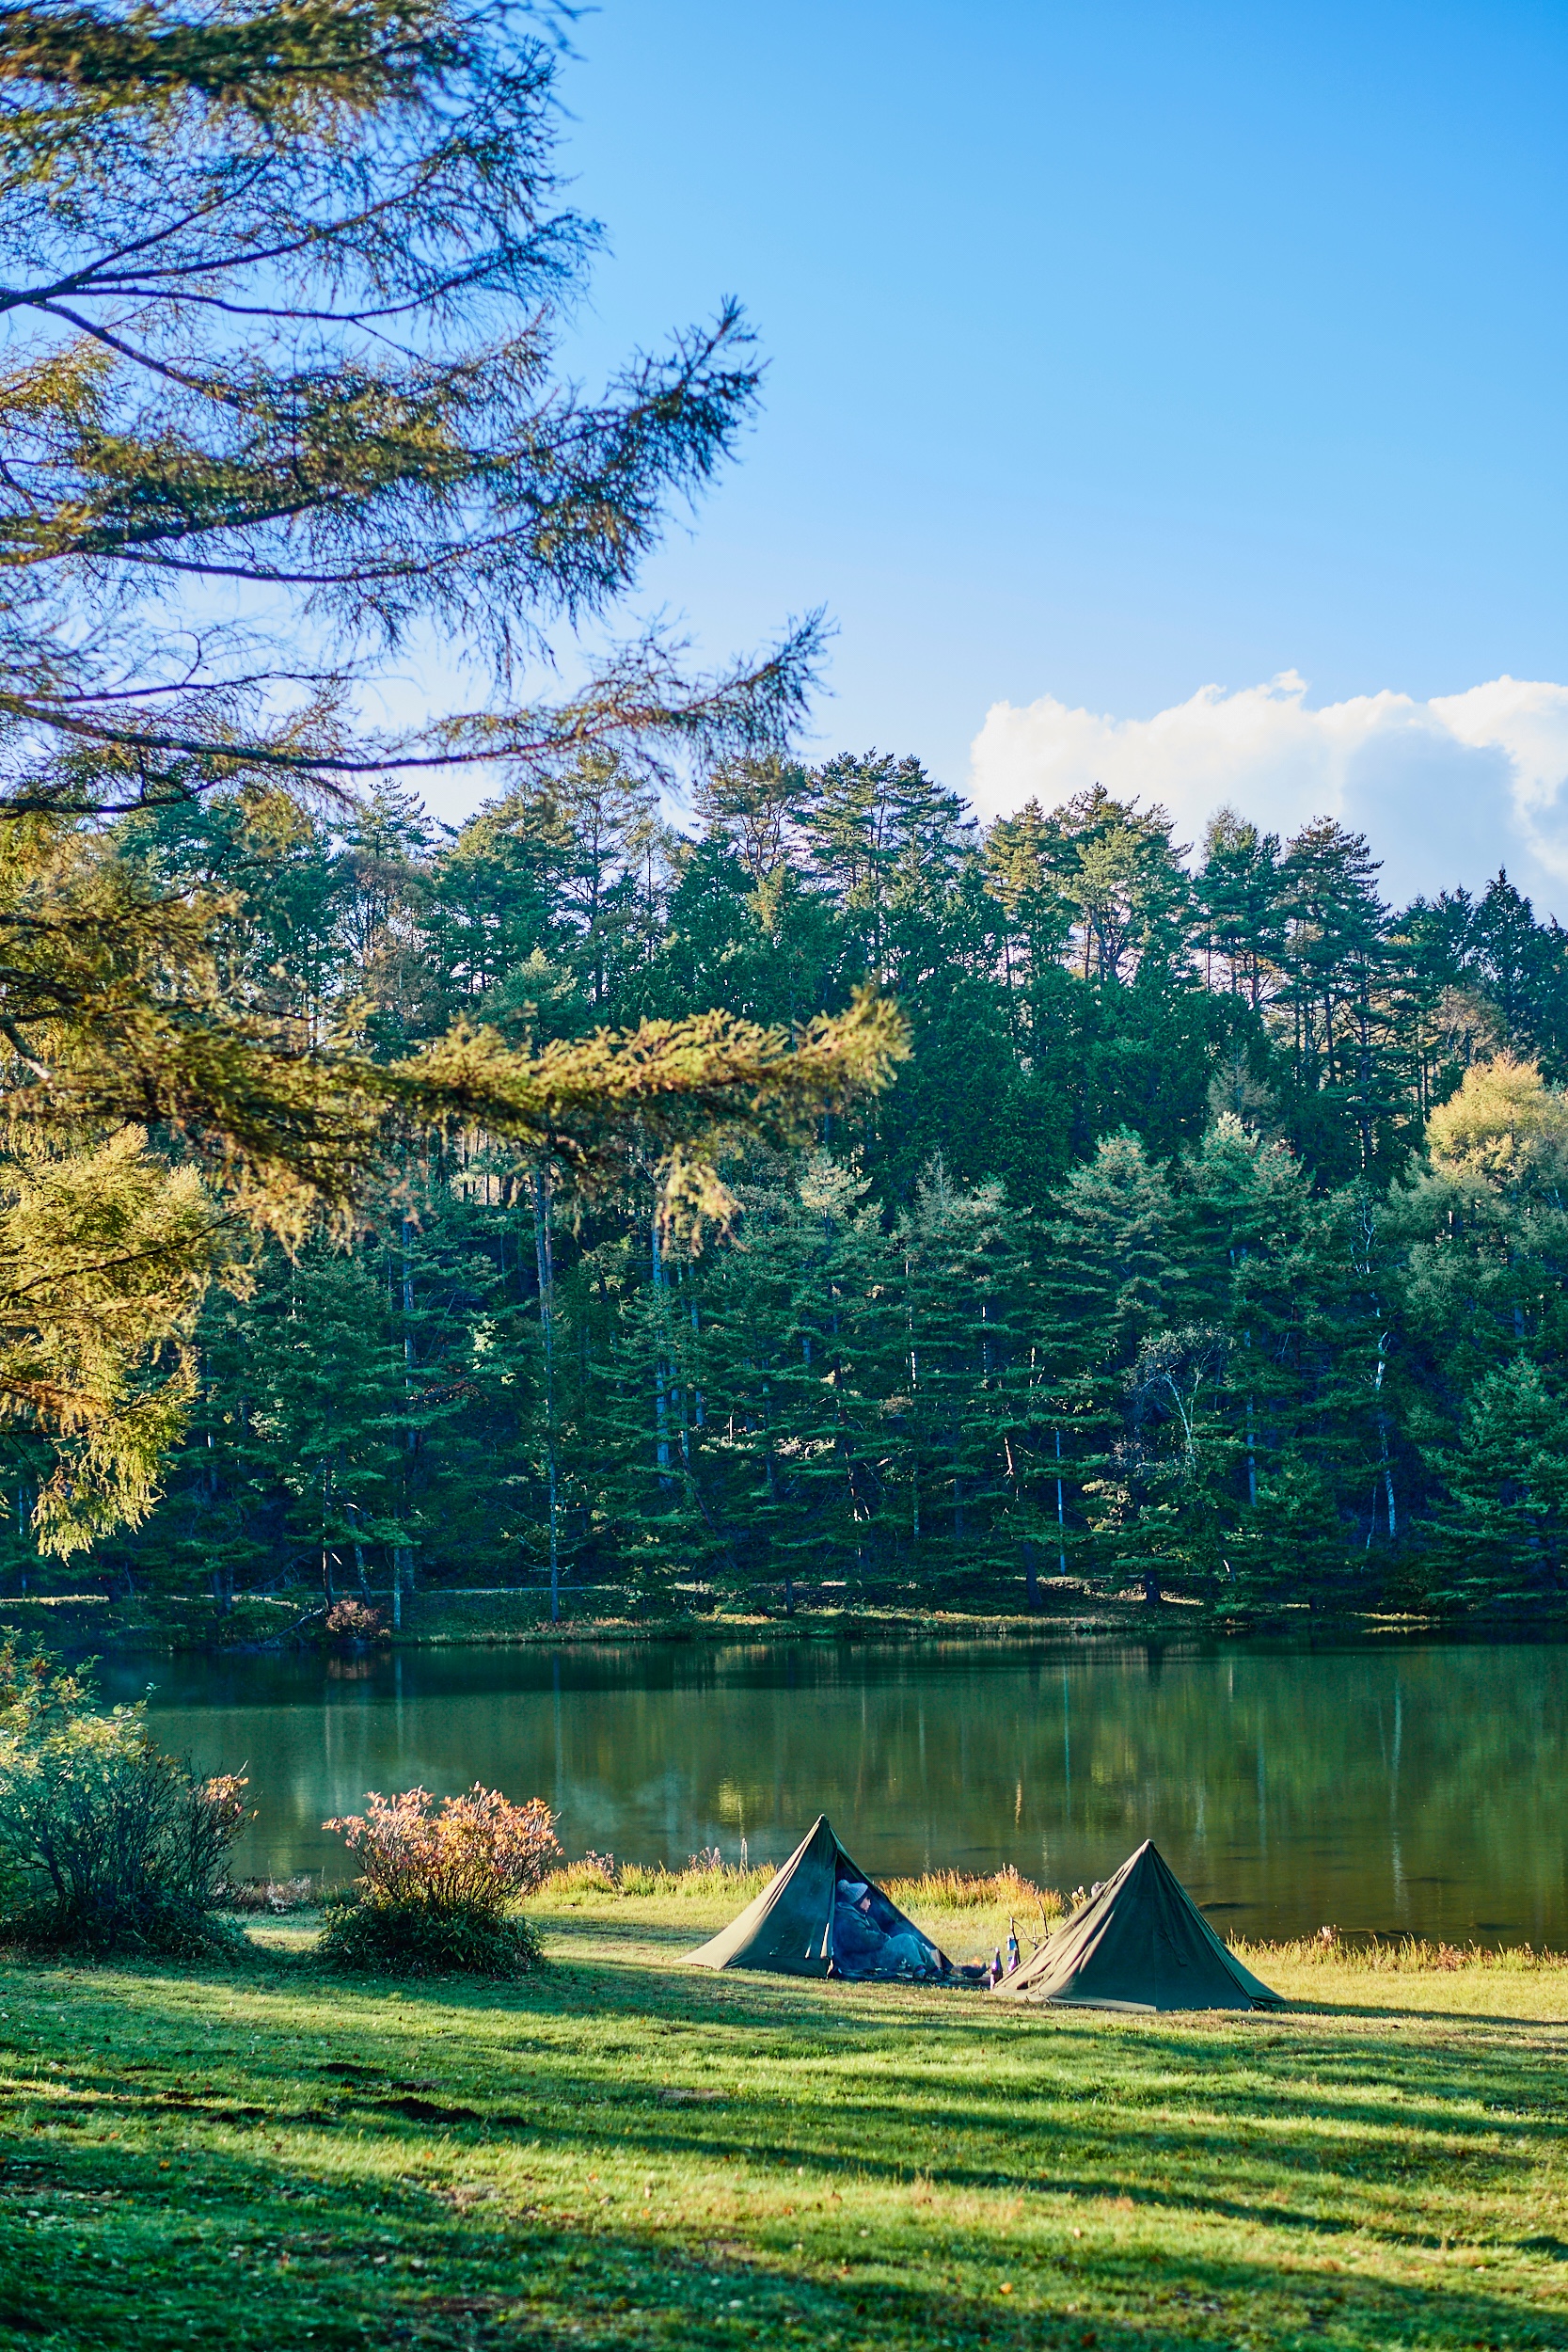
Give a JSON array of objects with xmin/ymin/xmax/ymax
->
[
  {"xmin": 4, "ymin": 1590, "xmax": 1562, "ymax": 1655},
  {"xmin": 2, "ymin": 773, "xmax": 1565, "ymax": 1629}
]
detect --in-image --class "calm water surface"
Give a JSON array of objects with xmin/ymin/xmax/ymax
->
[{"xmin": 110, "ymin": 1638, "xmax": 1568, "ymax": 1946}]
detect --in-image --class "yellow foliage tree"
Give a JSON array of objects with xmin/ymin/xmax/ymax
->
[{"xmin": 1426, "ymin": 1054, "xmax": 1568, "ymax": 1195}]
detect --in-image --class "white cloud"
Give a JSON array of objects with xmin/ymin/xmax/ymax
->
[{"xmin": 967, "ymin": 673, "xmax": 1568, "ymax": 913}]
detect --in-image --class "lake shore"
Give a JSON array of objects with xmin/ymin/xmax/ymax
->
[
  {"xmin": 115, "ymin": 1636, "xmax": 1560, "ymax": 1947},
  {"xmin": 0, "ymin": 1582, "xmax": 1452, "ymax": 1659},
  {"xmin": 2, "ymin": 1885, "xmax": 1566, "ymax": 2350}
]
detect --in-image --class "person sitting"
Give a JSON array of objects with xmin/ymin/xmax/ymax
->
[
  {"xmin": 832, "ymin": 1874, "xmax": 948, "ymax": 1979},
  {"xmin": 832, "ymin": 1880, "xmax": 885, "ymax": 1973}
]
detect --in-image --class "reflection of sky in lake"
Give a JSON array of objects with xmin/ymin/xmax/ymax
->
[{"xmin": 111, "ymin": 1638, "xmax": 1568, "ymax": 1946}]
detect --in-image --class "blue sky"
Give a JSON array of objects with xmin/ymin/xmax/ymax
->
[{"xmin": 495, "ymin": 2, "xmax": 1568, "ymax": 906}]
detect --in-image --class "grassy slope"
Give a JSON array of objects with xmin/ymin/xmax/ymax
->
[{"xmin": 1, "ymin": 1889, "xmax": 1566, "ymax": 2350}]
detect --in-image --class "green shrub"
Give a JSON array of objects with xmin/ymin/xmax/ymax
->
[
  {"xmin": 317, "ymin": 1898, "xmax": 542, "ymax": 1977},
  {"xmin": 201, "ymin": 1598, "xmax": 299, "ymax": 1652},
  {"xmin": 0, "ymin": 1647, "xmax": 248, "ymax": 1954}
]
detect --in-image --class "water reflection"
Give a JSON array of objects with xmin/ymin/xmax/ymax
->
[{"xmin": 111, "ymin": 1637, "xmax": 1568, "ymax": 1946}]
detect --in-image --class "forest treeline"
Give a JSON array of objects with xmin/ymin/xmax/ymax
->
[{"xmin": 39, "ymin": 753, "xmax": 1568, "ymax": 1620}]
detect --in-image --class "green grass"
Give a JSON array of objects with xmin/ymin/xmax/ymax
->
[{"xmin": 2, "ymin": 1884, "xmax": 1568, "ymax": 2350}]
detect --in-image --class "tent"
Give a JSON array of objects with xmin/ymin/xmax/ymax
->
[
  {"xmin": 993, "ymin": 1839, "xmax": 1281, "ymax": 2011},
  {"xmin": 684, "ymin": 1815, "xmax": 965, "ymax": 1981}
]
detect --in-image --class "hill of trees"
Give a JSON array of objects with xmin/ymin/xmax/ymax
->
[{"xmin": 32, "ymin": 755, "xmax": 1568, "ymax": 1622}]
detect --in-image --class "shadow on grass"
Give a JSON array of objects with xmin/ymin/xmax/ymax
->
[
  {"xmin": 3, "ymin": 1936, "xmax": 1566, "ymax": 2349},
  {"xmin": 0, "ymin": 2119, "xmax": 1556, "ymax": 2352}
]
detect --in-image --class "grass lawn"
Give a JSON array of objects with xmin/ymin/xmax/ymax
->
[{"xmin": 1, "ymin": 1883, "xmax": 1567, "ymax": 2349}]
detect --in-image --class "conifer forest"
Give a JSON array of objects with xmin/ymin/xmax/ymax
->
[
  {"xmin": 0, "ymin": 0, "xmax": 1560, "ymax": 1634},
  {"xmin": 49, "ymin": 765, "xmax": 1568, "ymax": 1623}
]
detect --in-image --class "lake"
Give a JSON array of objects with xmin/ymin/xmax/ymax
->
[{"xmin": 113, "ymin": 1635, "xmax": 1568, "ymax": 1947}]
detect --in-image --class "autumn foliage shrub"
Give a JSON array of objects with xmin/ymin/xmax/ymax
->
[
  {"xmin": 318, "ymin": 1784, "xmax": 560, "ymax": 1975},
  {"xmin": 322, "ymin": 1599, "xmax": 386, "ymax": 1646}
]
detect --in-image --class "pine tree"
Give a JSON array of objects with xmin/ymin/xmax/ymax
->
[
  {"xmin": 1426, "ymin": 1359, "xmax": 1568, "ymax": 1614},
  {"xmin": 1195, "ymin": 809, "xmax": 1288, "ymax": 1012},
  {"xmin": 1097, "ymin": 1322, "xmax": 1234, "ymax": 1606},
  {"xmin": 1275, "ymin": 818, "xmax": 1401, "ymax": 1181},
  {"xmin": 1030, "ymin": 787, "xmax": 1193, "ymax": 985},
  {"xmin": 1231, "ymin": 1454, "xmax": 1350, "ymax": 1613},
  {"xmin": 590, "ymin": 1208, "xmax": 738, "ymax": 1611},
  {"xmin": 216, "ymin": 1245, "xmax": 407, "ymax": 1607},
  {"xmin": 892, "ymin": 1159, "xmax": 1034, "ymax": 1594},
  {"xmin": 1179, "ymin": 1114, "xmax": 1322, "ymax": 1575},
  {"xmin": 768, "ymin": 1154, "xmax": 895, "ymax": 1597},
  {"xmin": 1037, "ymin": 1131, "xmax": 1183, "ymax": 1595}
]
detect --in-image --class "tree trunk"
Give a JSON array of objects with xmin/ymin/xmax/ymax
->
[
  {"xmin": 398, "ymin": 1214, "xmax": 418, "ymax": 1602},
  {"xmin": 535, "ymin": 1167, "xmax": 560, "ymax": 1626},
  {"xmin": 651, "ymin": 1214, "xmax": 673, "ymax": 1487}
]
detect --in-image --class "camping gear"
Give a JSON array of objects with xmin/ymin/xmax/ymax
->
[
  {"xmin": 992, "ymin": 1838, "xmax": 1281, "ymax": 2011},
  {"xmin": 683, "ymin": 1815, "xmax": 963, "ymax": 1981}
]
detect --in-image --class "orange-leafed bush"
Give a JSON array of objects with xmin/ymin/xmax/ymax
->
[
  {"xmin": 319, "ymin": 1785, "xmax": 559, "ymax": 1975},
  {"xmin": 326, "ymin": 1785, "xmax": 560, "ymax": 1913},
  {"xmin": 323, "ymin": 1598, "xmax": 386, "ymax": 1645}
]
